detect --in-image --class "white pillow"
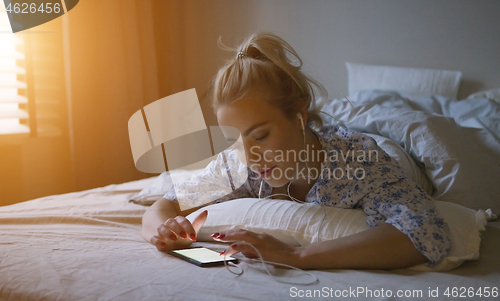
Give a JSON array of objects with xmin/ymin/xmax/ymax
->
[
  {"xmin": 466, "ymin": 88, "xmax": 500, "ymax": 103},
  {"xmin": 346, "ymin": 62, "xmax": 462, "ymax": 99},
  {"xmin": 187, "ymin": 198, "xmax": 494, "ymax": 272}
]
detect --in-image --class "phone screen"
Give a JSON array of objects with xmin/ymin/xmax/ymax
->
[{"xmin": 168, "ymin": 247, "xmax": 238, "ymax": 267}]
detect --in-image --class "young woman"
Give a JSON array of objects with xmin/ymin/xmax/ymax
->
[{"xmin": 141, "ymin": 33, "xmax": 450, "ymax": 270}]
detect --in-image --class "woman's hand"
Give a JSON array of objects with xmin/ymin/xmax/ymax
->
[
  {"xmin": 150, "ymin": 210, "xmax": 208, "ymax": 251},
  {"xmin": 211, "ymin": 229, "xmax": 301, "ymax": 267}
]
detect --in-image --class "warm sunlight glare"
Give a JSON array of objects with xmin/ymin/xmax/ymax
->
[{"xmin": 0, "ymin": 3, "xmax": 21, "ymax": 132}]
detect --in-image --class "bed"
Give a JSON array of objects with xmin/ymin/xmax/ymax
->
[{"xmin": 1, "ymin": 63, "xmax": 499, "ymax": 300}]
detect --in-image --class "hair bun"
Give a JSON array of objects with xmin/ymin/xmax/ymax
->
[{"xmin": 213, "ymin": 32, "xmax": 328, "ymax": 131}]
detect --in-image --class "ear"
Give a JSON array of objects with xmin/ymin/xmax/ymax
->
[{"xmin": 298, "ymin": 100, "xmax": 309, "ymax": 125}]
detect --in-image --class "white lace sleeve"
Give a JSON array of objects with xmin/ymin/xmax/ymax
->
[{"xmin": 163, "ymin": 150, "xmax": 249, "ymax": 210}]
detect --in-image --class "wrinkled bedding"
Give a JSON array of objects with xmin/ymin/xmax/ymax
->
[
  {"xmin": 322, "ymin": 91, "xmax": 500, "ymax": 213},
  {"xmin": 1, "ymin": 178, "xmax": 499, "ymax": 301}
]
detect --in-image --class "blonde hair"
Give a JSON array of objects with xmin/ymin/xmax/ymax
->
[{"xmin": 211, "ymin": 33, "xmax": 328, "ymax": 131}]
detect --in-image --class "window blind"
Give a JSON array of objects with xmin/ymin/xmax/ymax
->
[
  {"xmin": 1, "ymin": 2, "xmax": 67, "ymax": 140},
  {"xmin": 0, "ymin": 4, "xmax": 30, "ymax": 136}
]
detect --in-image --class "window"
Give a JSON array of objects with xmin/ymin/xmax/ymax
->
[
  {"xmin": 1, "ymin": 2, "xmax": 68, "ymax": 142},
  {"xmin": 0, "ymin": 3, "xmax": 30, "ymax": 138}
]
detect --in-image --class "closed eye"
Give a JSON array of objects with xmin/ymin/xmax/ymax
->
[{"xmin": 255, "ymin": 133, "xmax": 269, "ymax": 142}]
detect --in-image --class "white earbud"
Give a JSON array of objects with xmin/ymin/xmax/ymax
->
[{"xmin": 297, "ymin": 113, "xmax": 305, "ymax": 131}]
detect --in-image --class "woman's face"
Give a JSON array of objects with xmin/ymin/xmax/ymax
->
[{"xmin": 217, "ymin": 94, "xmax": 305, "ymax": 188}]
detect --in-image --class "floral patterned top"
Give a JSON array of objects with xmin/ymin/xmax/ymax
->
[{"xmin": 164, "ymin": 124, "xmax": 451, "ymax": 265}]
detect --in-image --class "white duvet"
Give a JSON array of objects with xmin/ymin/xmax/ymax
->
[{"xmin": 321, "ymin": 91, "xmax": 500, "ymax": 214}]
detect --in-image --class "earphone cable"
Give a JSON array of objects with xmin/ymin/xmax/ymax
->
[{"xmin": 223, "ymin": 241, "xmax": 319, "ymax": 285}]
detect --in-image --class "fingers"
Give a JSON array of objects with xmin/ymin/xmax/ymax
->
[
  {"xmin": 150, "ymin": 235, "xmax": 169, "ymax": 251},
  {"xmin": 157, "ymin": 216, "xmax": 197, "ymax": 242},
  {"xmin": 151, "ymin": 210, "xmax": 209, "ymax": 252},
  {"xmin": 211, "ymin": 229, "xmax": 265, "ymax": 245},
  {"xmin": 210, "ymin": 229, "xmax": 297, "ymax": 266},
  {"xmin": 213, "ymin": 229, "xmax": 265, "ymax": 258},
  {"xmin": 148, "ymin": 209, "xmax": 209, "ymax": 253},
  {"xmin": 221, "ymin": 242, "xmax": 259, "ymax": 258},
  {"xmin": 191, "ymin": 210, "xmax": 208, "ymax": 236}
]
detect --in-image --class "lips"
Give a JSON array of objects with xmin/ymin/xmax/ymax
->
[{"xmin": 259, "ymin": 166, "xmax": 276, "ymax": 178}]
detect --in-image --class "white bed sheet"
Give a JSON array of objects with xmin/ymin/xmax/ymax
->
[{"xmin": 1, "ymin": 178, "xmax": 499, "ymax": 301}]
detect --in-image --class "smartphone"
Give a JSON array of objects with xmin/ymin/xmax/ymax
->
[{"xmin": 167, "ymin": 246, "xmax": 239, "ymax": 267}]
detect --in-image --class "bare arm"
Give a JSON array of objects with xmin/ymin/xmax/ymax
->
[
  {"xmin": 217, "ymin": 223, "xmax": 428, "ymax": 270},
  {"xmin": 294, "ymin": 223, "xmax": 428, "ymax": 270},
  {"xmin": 141, "ymin": 197, "xmax": 178, "ymax": 242}
]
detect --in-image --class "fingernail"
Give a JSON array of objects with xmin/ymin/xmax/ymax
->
[
  {"xmin": 210, "ymin": 232, "xmax": 219, "ymax": 238},
  {"xmin": 180, "ymin": 231, "xmax": 187, "ymax": 239},
  {"xmin": 203, "ymin": 210, "xmax": 208, "ymax": 214},
  {"xmin": 216, "ymin": 233, "xmax": 225, "ymax": 239},
  {"xmin": 170, "ymin": 234, "xmax": 177, "ymax": 241},
  {"xmin": 190, "ymin": 233, "xmax": 196, "ymax": 241},
  {"xmin": 161, "ymin": 242, "xmax": 168, "ymax": 247},
  {"xmin": 220, "ymin": 250, "xmax": 226, "ymax": 256},
  {"xmin": 231, "ymin": 244, "xmax": 237, "ymax": 249}
]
